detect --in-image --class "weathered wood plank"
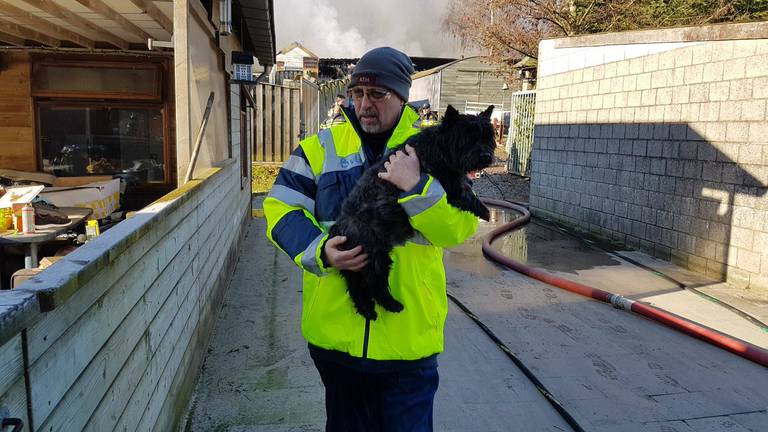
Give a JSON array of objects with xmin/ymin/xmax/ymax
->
[
  {"xmin": 0, "ymin": 289, "xmax": 41, "ymax": 348},
  {"xmin": 147, "ymin": 209, "xmax": 239, "ymax": 432},
  {"xmin": 0, "ymin": 334, "xmax": 27, "ymax": 431},
  {"xmin": 36, "ymin": 231, "xmax": 200, "ymax": 431},
  {"xmin": 291, "ymin": 88, "xmax": 300, "ymax": 153},
  {"xmin": 264, "ymin": 85, "xmax": 273, "ymax": 162},
  {"xmin": 113, "ymin": 197, "xmax": 239, "ymax": 432},
  {"xmin": 0, "ymin": 334, "xmax": 23, "ymax": 396},
  {"xmin": 84, "ymin": 186, "xmax": 242, "ymax": 432},
  {"xmin": 27, "ymin": 171, "xmax": 234, "ymax": 426},
  {"xmin": 0, "ymin": 377, "xmax": 29, "ymax": 432},
  {"xmin": 26, "ymin": 166, "xmax": 230, "ymax": 311},
  {"xmin": 272, "ymin": 87, "xmax": 283, "ymax": 163},
  {"xmin": 35, "ymin": 169, "xmax": 240, "ymax": 431},
  {"xmin": 71, "ymin": 0, "xmax": 152, "ymax": 40},
  {"xmin": 0, "ymin": 1, "xmax": 95, "ymax": 48},
  {"xmin": 82, "ymin": 183, "xmax": 240, "ymax": 431},
  {"xmin": 19, "ymin": 0, "xmax": 129, "ymax": 49},
  {"xmin": 282, "ymin": 86, "xmax": 291, "ymax": 161},
  {"xmin": 85, "ymin": 177, "xmax": 241, "ymax": 430},
  {"xmin": 25, "ymin": 169, "xmax": 227, "ymax": 362},
  {"xmin": 255, "ymin": 84, "xmax": 264, "ymax": 162}
]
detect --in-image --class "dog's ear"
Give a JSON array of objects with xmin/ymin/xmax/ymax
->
[
  {"xmin": 443, "ymin": 105, "xmax": 459, "ymax": 125},
  {"xmin": 480, "ymin": 105, "xmax": 494, "ymax": 119}
]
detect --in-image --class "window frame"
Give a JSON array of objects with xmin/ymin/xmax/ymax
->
[
  {"xmin": 35, "ymin": 100, "xmax": 172, "ymax": 185},
  {"xmin": 31, "ymin": 61, "xmax": 163, "ymax": 101}
]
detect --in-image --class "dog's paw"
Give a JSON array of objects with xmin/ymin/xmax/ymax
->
[
  {"xmin": 357, "ymin": 304, "xmax": 378, "ymax": 321},
  {"xmin": 379, "ymin": 297, "xmax": 404, "ymax": 313},
  {"xmin": 477, "ymin": 204, "xmax": 491, "ymax": 221}
]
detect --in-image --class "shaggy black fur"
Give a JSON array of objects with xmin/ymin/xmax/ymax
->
[{"xmin": 328, "ymin": 105, "xmax": 496, "ymax": 320}]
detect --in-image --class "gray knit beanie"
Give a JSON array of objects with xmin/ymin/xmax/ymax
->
[{"xmin": 349, "ymin": 47, "xmax": 414, "ymax": 101}]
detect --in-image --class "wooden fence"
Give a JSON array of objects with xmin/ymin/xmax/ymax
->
[
  {"xmin": 319, "ymin": 78, "xmax": 350, "ymax": 118},
  {"xmin": 301, "ymin": 79, "xmax": 320, "ymax": 140},
  {"xmin": 254, "ymin": 83, "xmax": 300, "ymax": 163},
  {"xmin": 253, "ymin": 79, "xmax": 325, "ymax": 164},
  {"xmin": 253, "ymin": 78, "xmax": 354, "ymax": 164}
]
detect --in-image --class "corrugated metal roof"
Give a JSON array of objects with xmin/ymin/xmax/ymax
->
[{"xmin": 411, "ymin": 56, "xmax": 480, "ymax": 80}]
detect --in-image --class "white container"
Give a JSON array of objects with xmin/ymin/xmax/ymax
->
[{"xmin": 21, "ymin": 203, "xmax": 35, "ymax": 234}]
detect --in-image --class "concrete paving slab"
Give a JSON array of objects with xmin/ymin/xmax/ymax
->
[
  {"xmin": 184, "ymin": 200, "xmax": 768, "ymax": 432},
  {"xmin": 445, "ymin": 242, "xmax": 768, "ymax": 431},
  {"xmin": 184, "ymin": 217, "xmax": 571, "ymax": 431},
  {"xmin": 182, "ymin": 218, "xmax": 325, "ymax": 432},
  {"xmin": 480, "ymin": 215, "xmax": 768, "ymax": 349}
]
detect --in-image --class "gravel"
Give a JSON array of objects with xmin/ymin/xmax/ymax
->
[{"xmin": 472, "ymin": 164, "xmax": 530, "ymax": 204}]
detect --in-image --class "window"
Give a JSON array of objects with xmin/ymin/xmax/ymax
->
[
  {"xmin": 38, "ymin": 104, "xmax": 166, "ymax": 184},
  {"xmin": 32, "ymin": 63, "xmax": 161, "ymax": 100},
  {"xmin": 32, "ymin": 58, "xmax": 170, "ymax": 190}
]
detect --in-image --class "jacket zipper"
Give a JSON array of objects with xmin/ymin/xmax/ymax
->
[{"xmin": 362, "ymin": 318, "xmax": 371, "ymax": 359}]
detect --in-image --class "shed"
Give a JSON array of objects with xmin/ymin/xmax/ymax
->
[
  {"xmin": 275, "ymin": 41, "xmax": 318, "ymax": 77},
  {"xmin": 408, "ymin": 56, "xmax": 520, "ymax": 117}
]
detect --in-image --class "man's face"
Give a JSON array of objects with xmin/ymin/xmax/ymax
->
[
  {"xmin": 349, "ymin": 86, "xmax": 403, "ymax": 134},
  {"xmin": 335, "ymin": 96, "xmax": 345, "ymax": 107}
]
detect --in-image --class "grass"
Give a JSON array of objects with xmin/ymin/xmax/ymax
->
[{"xmin": 251, "ymin": 163, "xmax": 281, "ymax": 194}]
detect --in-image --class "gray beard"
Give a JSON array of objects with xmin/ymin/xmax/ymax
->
[{"xmin": 360, "ymin": 122, "xmax": 382, "ymax": 134}]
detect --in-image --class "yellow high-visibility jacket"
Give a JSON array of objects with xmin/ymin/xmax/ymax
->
[{"xmin": 264, "ymin": 105, "xmax": 478, "ymax": 361}]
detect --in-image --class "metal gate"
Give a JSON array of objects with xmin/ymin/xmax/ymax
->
[{"xmin": 506, "ymin": 90, "xmax": 536, "ymax": 176}]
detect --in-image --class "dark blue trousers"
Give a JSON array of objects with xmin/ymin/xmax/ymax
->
[{"xmin": 311, "ymin": 354, "xmax": 439, "ymax": 432}]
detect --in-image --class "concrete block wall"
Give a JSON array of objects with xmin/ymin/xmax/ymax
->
[{"xmin": 530, "ymin": 22, "xmax": 768, "ymax": 289}]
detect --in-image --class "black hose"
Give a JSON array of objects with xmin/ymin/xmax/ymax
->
[{"xmin": 446, "ymin": 292, "xmax": 585, "ymax": 432}]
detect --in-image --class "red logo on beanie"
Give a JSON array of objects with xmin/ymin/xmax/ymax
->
[{"xmin": 356, "ymin": 74, "xmax": 376, "ymax": 85}]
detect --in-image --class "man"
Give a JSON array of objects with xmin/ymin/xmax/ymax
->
[
  {"xmin": 264, "ymin": 47, "xmax": 479, "ymax": 431},
  {"xmin": 335, "ymin": 93, "xmax": 347, "ymax": 108},
  {"xmin": 417, "ymin": 102, "xmax": 438, "ymax": 128},
  {"xmin": 327, "ymin": 93, "xmax": 348, "ymax": 119},
  {"xmin": 320, "ymin": 104, "xmax": 346, "ymax": 130}
]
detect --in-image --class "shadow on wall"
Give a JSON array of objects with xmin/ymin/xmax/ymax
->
[{"xmin": 530, "ymin": 122, "xmax": 767, "ymax": 286}]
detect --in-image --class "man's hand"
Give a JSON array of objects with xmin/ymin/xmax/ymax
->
[
  {"xmin": 378, "ymin": 144, "xmax": 421, "ymax": 191},
  {"xmin": 324, "ymin": 236, "xmax": 368, "ymax": 271}
]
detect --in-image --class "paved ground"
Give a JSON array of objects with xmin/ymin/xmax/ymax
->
[
  {"xmin": 183, "ymin": 196, "xmax": 768, "ymax": 432},
  {"xmin": 483, "ymin": 218, "xmax": 768, "ymax": 349}
]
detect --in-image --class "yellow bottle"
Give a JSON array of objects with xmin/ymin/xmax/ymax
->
[{"xmin": 85, "ymin": 220, "xmax": 100, "ymax": 241}]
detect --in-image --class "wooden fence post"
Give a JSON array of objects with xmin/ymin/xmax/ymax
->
[{"xmin": 254, "ymin": 84, "xmax": 263, "ymax": 162}]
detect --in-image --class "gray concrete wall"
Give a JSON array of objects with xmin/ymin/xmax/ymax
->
[{"xmin": 530, "ymin": 22, "xmax": 768, "ymax": 289}]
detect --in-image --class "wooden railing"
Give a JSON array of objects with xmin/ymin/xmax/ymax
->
[{"xmin": 0, "ymin": 159, "xmax": 250, "ymax": 431}]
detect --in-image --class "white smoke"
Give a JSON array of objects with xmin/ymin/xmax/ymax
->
[
  {"xmin": 275, "ymin": 0, "xmax": 468, "ymax": 58},
  {"xmin": 275, "ymin": 0, "xmax": 367, "ymax": 57}
]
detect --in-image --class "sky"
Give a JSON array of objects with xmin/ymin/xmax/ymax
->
[{"xmin": 274, "ymin": 0, "xmax": 475, "ymax": 58}]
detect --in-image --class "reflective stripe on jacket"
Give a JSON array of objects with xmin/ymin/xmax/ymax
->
[{"xmin": 264, "ymin": 105, "xmax": 479, "ymax": 360}]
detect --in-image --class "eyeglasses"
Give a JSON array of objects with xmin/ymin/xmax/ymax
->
[{"xmin": 347, "ymin": 87, "xmax": 392, "ymax": 103}]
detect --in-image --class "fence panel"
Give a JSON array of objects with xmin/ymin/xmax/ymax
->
[
  {"xmin": 301, "ymin": 79, "xmax": 319, "ymax": 140},
  {"xmin": 262, "ymin": 85, "xmax": 274, "ymax": 161},
  {"xmin": 253, "ymin": 83, "xmax": 301, "ymax": 163},
  {"xmin": 506, "ymin": 90, "xmax": 536, "ymax": 176},
  {"xmin": 319, "ymin": 78, "xmax": 350, "ymax": 119},
  {"xmin": 253, "ymin": 80, "xmax": 351, "ymax": 163},
  {"xmin": 254, "ymin": 84, "xmax": 264, "ymax": 162}
]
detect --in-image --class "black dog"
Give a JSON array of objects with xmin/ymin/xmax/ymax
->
[{"xmin": 328, "ymin": 105, "xmax": 496, "ymax": 320}]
